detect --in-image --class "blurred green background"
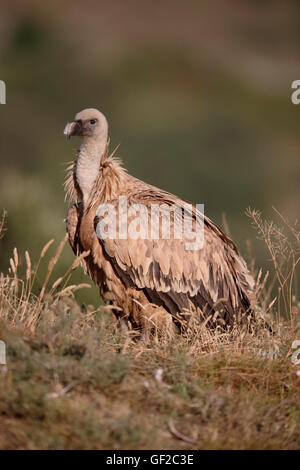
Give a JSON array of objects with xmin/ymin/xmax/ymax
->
[{"xmin": 1, "ymin": 0, "xmax": 300, "ymax": 305}]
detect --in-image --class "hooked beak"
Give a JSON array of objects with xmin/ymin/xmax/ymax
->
[{"xmin": 63, "ymin": 121, "xmax": 82, "ymax": 139}]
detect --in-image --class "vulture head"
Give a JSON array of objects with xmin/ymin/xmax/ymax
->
[{"xmin": 64, "ymin": 108, "xmax": 108, "ymax": 142}]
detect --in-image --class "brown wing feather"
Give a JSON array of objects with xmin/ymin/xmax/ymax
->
[
  {"xmin": 94, "ymin": 191, "xmax": 254, "ymax": 324},
  {"xmin": 66, "ymin": 203, "xmax": 82, "ymax": 254}
]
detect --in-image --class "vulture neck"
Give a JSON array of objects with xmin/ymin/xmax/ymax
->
[{"xmin": 76, "ymin": 137, "xmax": 107, "ymax": 205}]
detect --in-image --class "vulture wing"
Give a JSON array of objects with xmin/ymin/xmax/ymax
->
[
  {"xmin": 94, "ymin": 190, "xmax": 254, "ymax": 327},
  {"xmin": 66, "ymin": 203, "xmax": 83, "ymax": 255}
]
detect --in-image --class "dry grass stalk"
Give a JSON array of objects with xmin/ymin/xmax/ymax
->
[{"xmin": 247, "ymin": 207, "xmax": 299, "ymax": 330}]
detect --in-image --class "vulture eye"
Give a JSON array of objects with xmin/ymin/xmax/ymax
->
[
  {"xmin": 90, "ymin": 119, "xmax": 97, "ymax": 125},
  {"xmin": 76, "ymin": 119, "xmax": 82, "ymax": 125}
]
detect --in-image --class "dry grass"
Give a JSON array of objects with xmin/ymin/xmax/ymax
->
[
  {"xmin": 0, "ymin": 209, "xmax": 299, "ymax": 449},
  {"xmin": 247, "ymin": 207, "xmax": 300, "ymax": 325}
]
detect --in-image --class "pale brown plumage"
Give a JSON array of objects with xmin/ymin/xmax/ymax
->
[{"xmin": 64, "ymin": 108, "xmax": 255, "ymax": 335}]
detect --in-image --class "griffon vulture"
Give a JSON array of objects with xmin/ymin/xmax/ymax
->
[{"xmin": 64, "ymin": 108, "xmax": 255, "ymax": 335}]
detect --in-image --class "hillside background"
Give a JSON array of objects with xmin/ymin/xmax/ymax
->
[{"xmin": 1, "ymin": 0, "xmax": 300, "ymax": 305}]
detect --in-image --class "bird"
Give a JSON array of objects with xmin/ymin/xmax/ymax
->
[{"xmin": 63, "ymin": 108, "xmax": 256, "ymax": 337}]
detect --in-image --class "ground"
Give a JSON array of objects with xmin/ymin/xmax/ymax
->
[
  {"xmin": 0, "ymin": 288, "xmax": 299, "ymax": 449},
  {"xmin": 0, "ymin": 214, "xmax": 299, "ymax": 450}
]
